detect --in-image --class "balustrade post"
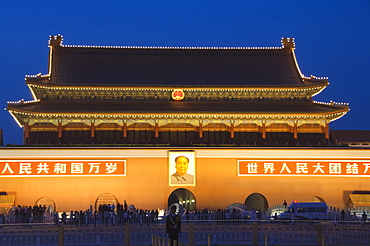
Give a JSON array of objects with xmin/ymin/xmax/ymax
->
[
  {"xmin": 252, "ymin": 222, "xmax": 258, "ymax": 246},
  {"xmin": 188, "ymin": 223, "xmax": 195, "ymax": 246},
  {"xmin": 124, "ymin": 224, "xmax": 130, "ymax": 246},
  {"xmin": 154, "ymin": 235, "xmax": 159, "ymax": 246},
  {"xmin": 317, "ymin": 222, "xmax": 323, "ymax": 246},
  {"xmin": 58, "ymin": 225, "xmax": 64, "ymax": 246},
  {"xmin": 321, "ymin": 235, "xmax": 325, "ymax": 246}
]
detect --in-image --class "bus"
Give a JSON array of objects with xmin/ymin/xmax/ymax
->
[{"xmin": 278, "ymin": 202, "xmax": 331, "ymax": 221}]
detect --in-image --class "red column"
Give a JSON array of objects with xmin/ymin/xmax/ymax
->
[
  {"xmin": 293, "ymin": 123, "xmax": 298, "ymax": 139},
  {"xmin": 90, "ymin": 122, "xmax": 95, "ymax": 138},
  {"xmin": 122, "ymin": 123, "xmax": 127, "ymax": 138},
  {"xmin": 230, "ymin": 123, "xmax": 235, "ymax": 138},
  {"xmin": 261, "ymin": 123, "xmax": 266, "ymax": 139},
  {"xmin": 199, "ymin": 123, "xmax": 203, "ymax": 138},
  {"xmin": 24, "ymin": 122, "xmax": 29, "ymax": 138},
  {"xmin": 325, "ymin": 123, "xmax": 329, "ymax": 139},
  {"xmin": 155, "ymin": 123, "xmax": 159, "ymax": 138},
  {"xmin": 58, "ymin": 122, "xmax": 63, "ymax": 138}
]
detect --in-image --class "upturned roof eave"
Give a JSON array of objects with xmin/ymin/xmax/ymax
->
[
  {"xmin": 7, "ymin": 104, "xmax": 349, "ymax": 118},
  {"xmin": 25, "ymin": 80, "xmax": 328, "ymax": 90}
]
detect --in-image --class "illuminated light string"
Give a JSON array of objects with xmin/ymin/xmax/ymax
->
[
  {"xmin": 7, "ymin": 99, "xmax": 40, "ymax": 104},
  {"xmin": 8, "ymin": 109, "xmax": 347, "ymax": 121},
  {"xmin": 292, "ymin": 47, "xmax": 329, "ymax": 81},
  {"xmin": 25, "ymin": 85, "xmax": 326, "ymax": 94},
  {"xmin": 7, "ymin": 99, "xmax": 349, "ymax": 106},
  {"xmin": 49, "ymin": 34, "xmax": 285, "ymax": 50},
  {"xmin": 313, "ymin": 100, "xmax": 349, "ymax": 106},
  {"xmin": 27, "ymin": 83, "xmax": 322, "ymax": 93},
  {"xmin": 302, "ymin": 75, "xmax": 329, "ymax": 80},
  {"xmin": 25, "ymin": 74, "xmax": 50, "ymax": 78},
  {"xmin": 62, "ymin": 44, "xmax": 282, "ymax": 50}
]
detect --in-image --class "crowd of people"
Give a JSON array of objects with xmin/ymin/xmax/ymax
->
[
  {"xmin": 2, "ymin": 204, "xmax": 52, "ymax": 225},
  {"xmin": 1, "ymin": 201, "xmax": 368, "ymax": 227},
  {"xmin": 56, "ymin": 207, "xmax": 265, "ymax": 226},
  {"xmin": 1, "ymin": 203, "xmax": 264, "ymax": 227},
  {"xmin": 57, "ymin": 201, "xmax": 160, "ymax": 226}
]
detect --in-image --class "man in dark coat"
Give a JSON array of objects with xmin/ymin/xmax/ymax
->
[
  {"xmin": 362, "ymin": 212, "xmax": 367, "ymax": 226},
  {"xmin": 166, "ymin": 205, "xmax": 181, "ymax": 246}
]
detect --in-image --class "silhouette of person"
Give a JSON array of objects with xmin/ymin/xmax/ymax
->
[
  {"xmin": 166, "ymin": 205, "xmax": 181, "ymax": 246},
  {"xmin": 362, "ymin": 212, "xmax": 367, "ymax": 226},
  {"xmin": 283, "ymin": 200, "xmax": 287, "ymax": 208},
  {"xmin": 170, "ymin": 156, "xmax": 194, "ymax": 185}
]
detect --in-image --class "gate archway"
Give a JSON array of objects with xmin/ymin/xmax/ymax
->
[
  {"xmin": 168, "ymin": 188, "xmax": 196, "ymax": 211},
  {"xmin": 244, "ymin": 193, "xmax": 268, "ymax": 211},
  {"xmin": 95, "ymin": 193, "xmax": 119, "ymax": 212},
  {"xmin": 310, "ymin": 196, "xmax": 326, "ymax": 203},
  {"xmin": 35, "ymin": 196, "xmax": 56, "ymax": 214}
]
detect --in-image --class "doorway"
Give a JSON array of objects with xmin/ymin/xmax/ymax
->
[
  {"xmin": 244, "ymin": 193, "xmax": 268, "ymax": 211},
  {"xmin": 95, "ymin": 193, "xmax": 119, "ymax": 212},
  {"xmin": 168, "ymin": 188, "xmax": 196, "ymax": 211},
  {"xmin": 35, "ymin": 196, "xmax": 56, "ymax": 213},
  {"xmin": 310, "ymin": 196, "xmax": 326, "ymax": 203}
]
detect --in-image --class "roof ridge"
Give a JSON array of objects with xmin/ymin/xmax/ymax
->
[{"xmin": 49, "ymin": 34, "xmax": 286, "ymax": 50}]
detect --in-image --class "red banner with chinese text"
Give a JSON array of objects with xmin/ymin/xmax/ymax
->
[
  {"xmin": 238, "ymin": 160, "xmax": 370, "ymax": 176},
  {"xmin": 0, "ymin": 160, "xmax": 126, "ymax": 177}
]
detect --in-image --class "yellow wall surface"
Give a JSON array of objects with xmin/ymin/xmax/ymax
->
[{"xmin": 0, "ymin": 148, "xmax": 369, "ymax": 212}]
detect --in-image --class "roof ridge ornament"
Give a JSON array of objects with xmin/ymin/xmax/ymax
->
[
  {"xmin": 49, "ymin": 34, "xmax": 63, "ymax": 47},
  {"xmin": 281, "ymin": 37, "xmax": 295, "ymax": 49}
]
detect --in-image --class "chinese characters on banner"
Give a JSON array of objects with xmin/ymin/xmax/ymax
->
[
  {"xmin": 0, "ymin": 160, "xmax": 126, "ymax": 177},
  {"xmin": 238, "ymin": 160, "xmax": 370, "ymax": 176}
]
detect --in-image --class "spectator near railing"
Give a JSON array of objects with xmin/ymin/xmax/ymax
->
[
  {"xmin": 347, "ymin": 206, "xmax": 370, "ymax": 221},
  {"xmin": 4, "ymin": 204, "xmax": 49, "ymax": 225},
  {"xmin": 53, "ymin": 206, "xmax": 160, "ymax": 226},
  {"xmin": 1, "ymin": 205, "xmax": 369, "ymax": 227},
  {"xmin": 54, "ymin": 207, "xmax": 269, "ymax": 226}
]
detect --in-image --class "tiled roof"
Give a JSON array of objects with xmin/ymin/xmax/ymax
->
[
  {"xmin": 0, "ymin": 195, "xmax": 15, "ymax": 205},
  {"xmin": 31, "ymin": 41, "xmax": 324, "ymax": 87},
  {"xmin": 331, "ymin": 130, "xmax": 370, "ymax": 143},
  {"xmin": 8, "ymin": 100, "xmax": 346, "ymax": 115},
  {"xmin": 349, "ymin": 194, "xmax": 370, "ymax": 206}
]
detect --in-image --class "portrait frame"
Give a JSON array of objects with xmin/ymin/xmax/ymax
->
[{"xmin": 168, "ymin": 150, "xmax": 196, "ymax": 186}]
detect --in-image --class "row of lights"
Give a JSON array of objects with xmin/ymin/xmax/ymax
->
[
  {"xmin": 5, "ymin": 116, "xmax": 340, "ymax": 129},
  {"xmin": 7, "ymin": 99, "xmax": 40, "ymax": 104},
  {"xmin": 32, "ymin": 85, "xmax": 172, "ymax": 92},
  {"xmin": 51, "ymin": 34, "xmax": 287, "ymax": 50},
  {"xmin": 179, "ymin": 200, "xmax": 195, "ymax": 204},
  {"xmin": 25, "ymin": 74, "xmax": 49, "ymax": 78},
  {"xmin": 8, "ymin": 109, "xmax": 346, "ymax": 121},
  {"xmin": 302, "ymin": 75, "xmax": 329, "ymax": 80},
  {"xmin": 63, "ymin": 44, "xmax": 282, "ymax": 50},
  {"xmin": 28, "ymin": 84, "xmax": 325, "ymax": 93},
  {"xmin": 313, "ymin": 100, "xmax": 349, "ymax": 106}
]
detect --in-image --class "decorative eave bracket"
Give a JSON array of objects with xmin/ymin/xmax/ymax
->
[
  {"xmin": 49, "ymin": 34, "xmax": 63, "ymax": 47},
  {"xmin": 281, "ymin": 37, "xmax": 295, "ymax": 49}
]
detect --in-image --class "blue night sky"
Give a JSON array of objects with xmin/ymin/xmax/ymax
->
[{"xmin": 0, "ymin": 1, "xmax": 369, "ymax": 145}]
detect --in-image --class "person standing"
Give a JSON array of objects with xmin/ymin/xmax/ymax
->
[
  {"xmin": 166, "ymin": 206, "xmax": 181, "ymax": 246},
  {"xmin": 340, "ymin": 209, "xmax": 345, "ymax": 224},
  {"xmin": 362, "ymin": 212, "xmax": 367, "ymax": 226}
]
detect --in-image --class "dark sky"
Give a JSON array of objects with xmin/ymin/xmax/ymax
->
[{"xmin": 1, "ymin": 1, "xmax": 369, "ymax": 145}]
